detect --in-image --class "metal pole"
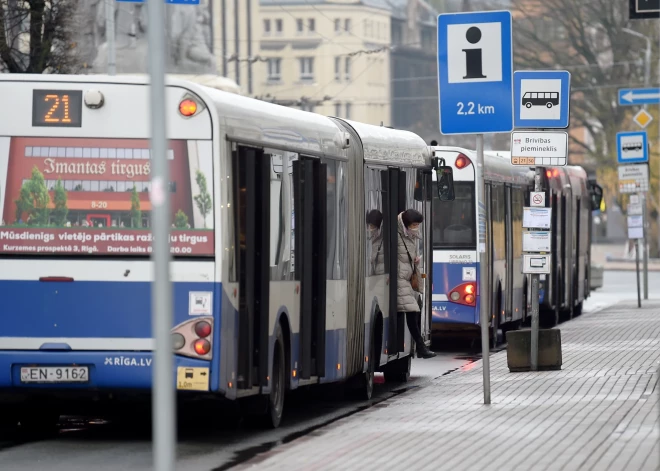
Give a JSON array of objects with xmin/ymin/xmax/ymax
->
[
  {"xmin": 477, "ymin": 134, "xmax": 490, "ymax": 405},
  {"xmin": 636, "ymin": 237, "xmax": 641, "ymax": 308},
  {"xmin": 147, "ymin": 0, "xmax": 176, "ymax": 468},
  {"xmin": 530, "ymin": 167, "xmax": 542, "ymax": 372},
  {"xmin": 105, "ymin": 0, "xmax": 116, "ymax": 75},
  {"xmin": 642, "ymin": 192, "xmax": 649, "ymax": 299},
  {"xmin": 642, "ymin": 38, "xmax": 650, "ymax": 300}
]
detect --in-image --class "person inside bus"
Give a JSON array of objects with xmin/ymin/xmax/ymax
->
[
  {"xmin": 398, "ymin": 209, "xmax": 436, "ymax": 359},
  {"xmin": 366, "ymin": 209, "xmax": 385, "ymax": 276}
]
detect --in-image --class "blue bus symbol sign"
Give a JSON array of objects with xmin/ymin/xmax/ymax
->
[
  {"xmin": 514, "ymin": 70, "xmax": 571, "ymax": 129},
  {"xmin": 616, "ymin": 131, "xmax": 648, "ymax": 164},
  {"xmin": 437, "ymin": 10, "xmax": 513, "ymax": 135}
]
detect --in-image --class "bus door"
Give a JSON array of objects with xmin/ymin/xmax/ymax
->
[
  {"xmin": 292, "ymin": 157, "xmax": 327, "ymax": 379},
  {"xmin": 415, "ymin": 169, "xmax": 434, "ymax": 343},
  {"xmin": 235, "ymin": 145, "xmax": 271, "ymax": 389}
]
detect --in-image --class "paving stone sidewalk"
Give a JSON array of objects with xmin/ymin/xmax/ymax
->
[{"xmin": 234, "ymin": 301, "xmax": 660, "ymax": 471}]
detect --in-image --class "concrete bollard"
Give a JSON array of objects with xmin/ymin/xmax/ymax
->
[{"xmin": 506, "ymin": 329, "xmax": 562, "ymax": 372}]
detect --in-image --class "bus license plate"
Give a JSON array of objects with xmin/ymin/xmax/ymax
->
[{"xmin": 20, "ymin": 366, "xmax": 89, "ymax": 383}]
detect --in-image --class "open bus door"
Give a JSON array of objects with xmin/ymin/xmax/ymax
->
[
  {"xmin": 415, "ymin": 169, "xmax": 433, "ymax": 344},
  {"xmin": 234, "ymin": 146, "xmax": 271, "ymax": 389}
]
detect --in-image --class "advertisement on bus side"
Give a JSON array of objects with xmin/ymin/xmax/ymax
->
[{"xmin": 0, "ymin": 137, "xmax": 214, "ymax": 256}]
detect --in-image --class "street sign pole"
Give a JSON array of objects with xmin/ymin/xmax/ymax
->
[
  {"xmin": 476, "ymin": 134, "xmax": 490, "ymax": 405},
  {"xmin": 105, "ymin": 0, "xmax": 116, "ymax": 75},
  {"xmin": 530, "ymin": 167, "xmax": 542, "ymax": 371},
  {"xmin": 636, "ymin": 224, "xmax": 641, "ymax": 308},
  {"xmin": 147, "ymin": 0, "xmax": 176, "ymax": 468},
  {"xmin": 642, "ymin": 192, "xmax": 648, "ymax": 299},
  {"xmin": 437, "ymin": 9, "xmax": 513, "ymax": 404}
]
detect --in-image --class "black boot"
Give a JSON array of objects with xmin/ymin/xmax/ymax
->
[
  {"xmin": 416, "ymin": 344, "xmax": 437, "ymax": 359},
  {"xmin": 405, "ymin": 312, "xmax": 437, "ymax": 359}
]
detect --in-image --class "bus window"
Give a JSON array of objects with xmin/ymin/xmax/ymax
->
[{"xmin": 432, "ymin": 181, "xmax": 475, "ymax": 249}]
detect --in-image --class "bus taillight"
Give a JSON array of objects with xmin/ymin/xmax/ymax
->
[
  {"xmin": 448, "ymin": 282, "xmax": 477, "ymax": 306},
  {"xmin": 455, "ymin": 154, "xmax": 472, "ymax": 169},
  {"xmin": 194, "ymin": 320, "xmax": 212, "ymax": 338},
  {"xmin": 194, "ymin": 339, "xmax": 211, "ymax": 355},
  {"xmin": 179, "ymin": 99, "xmax": 197, "ymax": 117},
  {"xmin": 172, "ymin": 333, "xmax": 185, "ymax": 350}
]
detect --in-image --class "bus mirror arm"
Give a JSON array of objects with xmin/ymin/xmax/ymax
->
[{"xmin": 432, "ymin": 157, "xmax": 455, "ymax": 202}]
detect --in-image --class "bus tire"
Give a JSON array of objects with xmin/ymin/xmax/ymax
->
[
  {"xmin": 265, "ymin": 325, "xmax": 286, "ymax": 429},
  {"xmin": 384, "ymin": 355, "xmax": 411, "ymax": 383}
]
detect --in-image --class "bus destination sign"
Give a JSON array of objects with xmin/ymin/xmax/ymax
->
[{"xmin": 32, "ymin": 90, "xmax": 83, "ymax": 128}]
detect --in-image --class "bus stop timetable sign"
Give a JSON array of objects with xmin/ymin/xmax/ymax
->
[{"xmin": 514, "ymin": 70, "xmax": 571, "ymax": 129}]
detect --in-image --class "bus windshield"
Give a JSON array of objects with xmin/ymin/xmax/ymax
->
[{"xmin": 432, "ymin": 181, "xmax": 476, "ymax": 250}]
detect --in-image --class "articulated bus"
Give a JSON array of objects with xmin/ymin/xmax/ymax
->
[
  {"xmin": 0, "ymin": 74, "xmax": 434, "ymax": 429},
  {"xmin": 429, "ymin": 147, "xmax": 602, "ymax": 344}
]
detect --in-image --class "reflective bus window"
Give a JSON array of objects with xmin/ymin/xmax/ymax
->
[{"xmin": 432, "ymin": 181, "xmax": 476, "ymax": 249}]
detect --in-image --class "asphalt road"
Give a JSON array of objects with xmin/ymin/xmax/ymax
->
[
  {"xmin": 0, "ymin": 349, "xmax": 473, "ymax": 471},
  {"xmin": 0, "ymin": 271, "xmax": 634, "ymax": 471}
]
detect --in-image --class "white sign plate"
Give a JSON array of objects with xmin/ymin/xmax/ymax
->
[
  {"xmin": 530, "ymin": 191, "xmax": 545, "ymax": 207},
  {"xmin": 628, "ymin": 227, "xmax": 643, "ymax": 240},
  {"xmin": 523, "ymin": 231, "xmax": 551, "ymax": 252},
  {"xmin": 628, "ymin": 203, "xmax": 643, "ymax": 215},
  {"xmin": 627, "ymin": 215, "xmax": 643, "ymax": 228},
  {"xmin": 629, "ymin": 194, "xmax": 640, "ymax": 204},
  {"xmin": 618, "ymin": 164, "xmax": 649, "ymax": 193},
  {"xmin": 523, "ymin": 207, "xmax": 552, "ymax": 229},
  {"xmin": 510, "ymin": 131, "xmax": 568, "ymax": 166},
  {"xmin": 523, "ymin": 254, "xmax": 551, "ymax": 274}
]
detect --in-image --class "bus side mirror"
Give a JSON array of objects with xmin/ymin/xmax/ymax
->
[
  {"xmin": 589, "ymin": 182, "xmax": 603, "ymax": 211},
  {"xmin": 432, "ymin": 157, "xmax": 455, "ymax": 201}
]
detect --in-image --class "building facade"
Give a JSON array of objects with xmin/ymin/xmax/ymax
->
[
  {"xmin": 255, "ymin": 0, "xmax": 391, "ymax": 125},
  {"xmin": 213, "ymin": 0, "xmax": 259, "ymax": 94}
]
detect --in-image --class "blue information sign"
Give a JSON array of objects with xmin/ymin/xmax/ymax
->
[
  {"xmin": 618, "ymin": 88, "xmax": 660, "ymax": 106},
  {"xmin": 514, "ymin": 70, "xmax": 571, "ymax": 129},
  {"xmin": 616, "ymin": 131, "xmax": 649, "ymax": 164},
  {"xmin": 437, "ymin": 10, "xmax": 513, "ymax": 135}
]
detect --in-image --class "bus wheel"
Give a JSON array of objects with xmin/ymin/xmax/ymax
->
[
  {"xmin": 384, "ymin": 355, "xmax": 411, "ymax": 383},
  {"xmin": 525, "ymin": 102, "xmax": 532, "ymax": 108},
  {"xmin": 265, "ymin": 326, "xmax": 286, "ymax": 428},
  {"xmin": 546, "ymin": 102, "xmax": 553, "ymax": 108}
]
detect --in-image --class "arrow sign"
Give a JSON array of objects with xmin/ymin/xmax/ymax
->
[{"xmin": 619, "ymin": 88, "xmax": 660, "ymax": 106}]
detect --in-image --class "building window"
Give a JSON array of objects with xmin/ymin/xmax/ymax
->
[
  {"xmin": 296, "ymin": 18, "xmax": 303, "ymax": 34},
  {"xmin": 275, "ymin": 19, "xmax": 283, "ymax": 35},
  {"xmin": 264, "ymin": 19, "xmax": 271, "ymax": 35},
  {"xmin": 334, "ymin": 57, "xmax": 341, "ymax": 81},
  {"xmin": 345, "ymin": 57, "xmax": 351, "ymax": 80},
  {"xmin": 345, "ymin": 102, "xmax": 351, "ymax": 120},
  {"xmin": 344, "ymin": 18, "xmax": 351, "ymax": 33},
  {"xmin": 392, "ymin": 23, "xmax": 402, "ymax": 45},
  {"xmin": 301, "ymin": 103, "xmax": 315, "ymax": 112},
  {"xmin": 267, "ymin": 58, "xmax": 281, "ymax": 82},
  {"xmin": 334, "ymin": 18, "xmax": 340, "ymax": 33},
  {"xmin": 308, "ymin": 18, "xmax": 315, "ymax": 33},
  {"xmin": 299, "ymin": 57, "xmax": 314, "ymax": 81},
  {"xmin": 334, "ymin": 102, "xmax": 341, "ymax": 117}
]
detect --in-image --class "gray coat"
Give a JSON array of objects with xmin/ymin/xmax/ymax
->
[
  {"xmin": 369, "ymin": 233, "xmax": 385, "ymax": 276},
  {"xmin": 396, "ymin": 214, "xmax": 422, "ymax": 312}
]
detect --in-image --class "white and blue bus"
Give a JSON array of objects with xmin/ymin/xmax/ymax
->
[
  {"xmin": 429, "ymin": 146, "xmax": 601, "ymax": 344},
  {"xmin": 0, "ymin": 74, "xmax": 435, "ymax": 429}
]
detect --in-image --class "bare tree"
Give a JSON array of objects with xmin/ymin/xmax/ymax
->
[{"xmin": 0, "ymin": 0, "xmax": 81, "ymax": 73}]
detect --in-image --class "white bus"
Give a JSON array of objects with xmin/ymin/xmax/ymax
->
[{"xmin": 0, "ymin": 74, "xmax": 434, "ymax": 430}]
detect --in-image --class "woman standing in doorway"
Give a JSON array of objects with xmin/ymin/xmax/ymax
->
[{"xmin": 397, "ymin": 209, "xmax": 436, "ymax": 359}]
